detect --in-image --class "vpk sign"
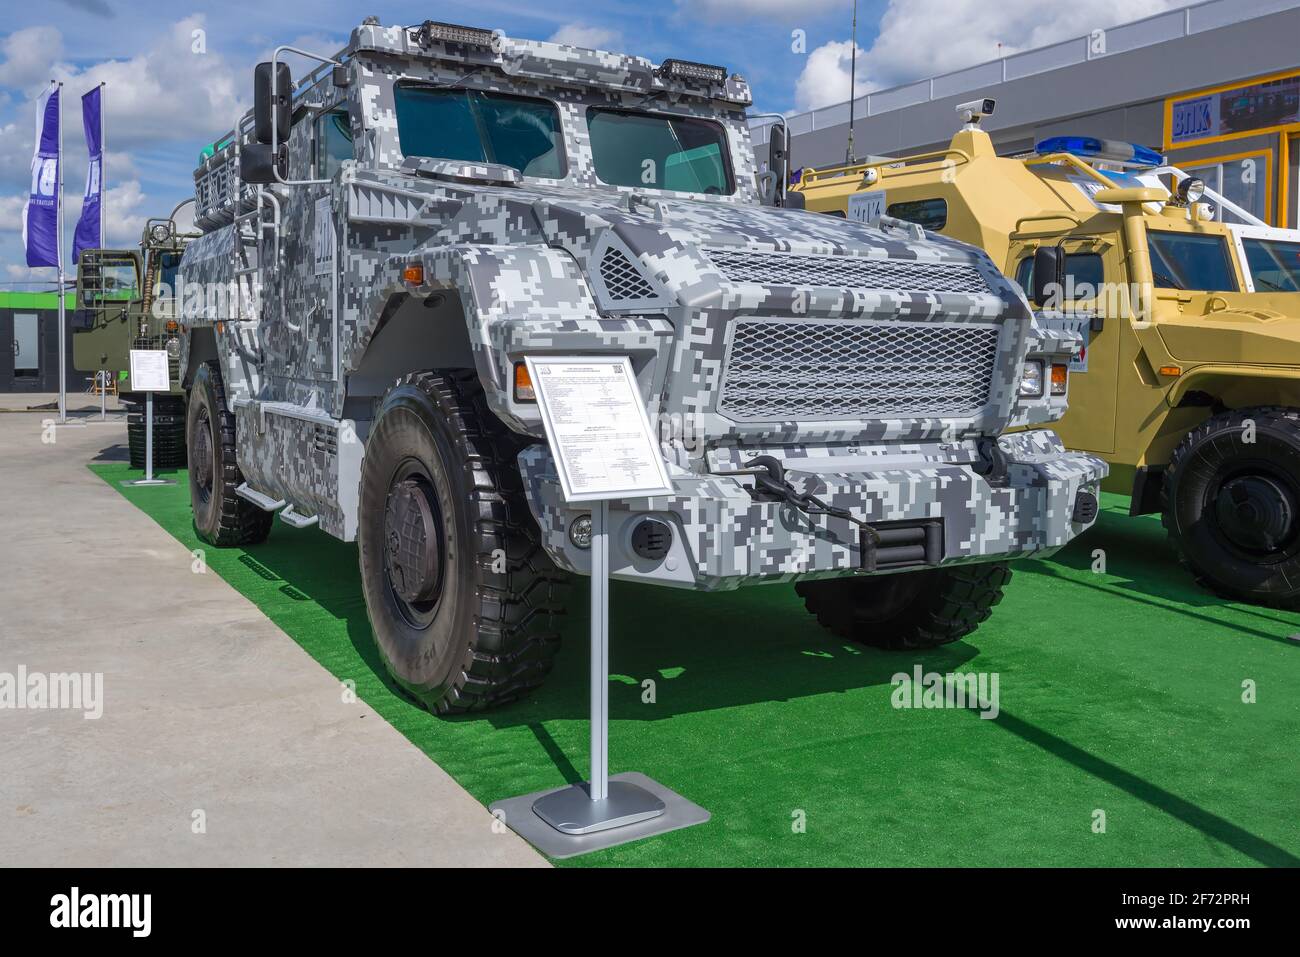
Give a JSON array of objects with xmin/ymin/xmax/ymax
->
[{"xmin": 1171, "ymin": 95, "xmax": 1216, "ymax": 144}]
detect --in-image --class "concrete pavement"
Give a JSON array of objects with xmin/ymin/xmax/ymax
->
[{"xmin": 0, "ymin": 405, "xmax": 547, "ymax": 866}]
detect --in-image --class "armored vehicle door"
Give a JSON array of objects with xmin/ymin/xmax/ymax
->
[
  {"xmin": 257, "ymin": 103, "xmax": 348, "ymax": 388},
  {"xmin": 72, "ymin": 248, "xmax": 141, "ymax": 374},
  {"xmin": 1010, "ymin": 236, "xmax": 1122, "ymax": 455}
]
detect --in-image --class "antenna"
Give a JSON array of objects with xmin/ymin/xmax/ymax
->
[{"xmin": 845, "ymin": 0, "xmax": 858, "ymax": 165}]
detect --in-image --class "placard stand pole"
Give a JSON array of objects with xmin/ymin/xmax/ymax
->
[
  {"xmin": 589, "ymin": 498, "xmax": 609, "ymax": 801},
  {"xmin": 527, "ymin": 497, "xmax": 666, "ymax": 834},
  {"xmin": 121, "ymin": 388, "xmax": 175, "ymax": 488},
  {"xmin": 144, "ymin": 391, "xmax": 154, "ymax": 482},
  {"xmin": 99, "ymin": 371, "xmax": 106, "ymax": 420}
]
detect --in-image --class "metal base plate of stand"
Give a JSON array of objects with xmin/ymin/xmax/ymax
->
[
  {"xmin": 490, "ymin": 772, "xmax": 709, "ymax": 859},
  {"xmin": 120, "ymin": 478, "xmax": 176, "ymax": 487},
  {"xmin": 533, "ymin": 779, "xmax": 666, "ymax": 834}
]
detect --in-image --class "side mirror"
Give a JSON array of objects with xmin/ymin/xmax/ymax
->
[
  {"xmin": 767, "ymin": 122, "xmax": 788, "ymax": 206},
  {"xmin": 241, "ymin": 142, "xmax": 288, "ymax": 184},
  {"xmin": 254, "ymin": 61, "xmax": 292, "ymax": 146},
  {"xmin": 1031, "ymin": 245, "xmax": 1063, "ymax": 307}
]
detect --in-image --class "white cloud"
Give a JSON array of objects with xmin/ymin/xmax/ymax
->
[
  {"xmin": 795, "ymin": 0, "xmax": 1184, "ymax": 110},
  {"xmin": 5, "ymin": 263, "xmax": 41, "ymax": 281},
  {"xmin": 686, "ymin": 0, "xmax": 843, "ymax": 20},
  {"xmin": 0, "ymin": 27, "xmax": 63, "ymax": 91},
  {"xmin": 0, "ymin": 193, "xmax": 26, "ymax": 234},
  {"xmin": 548, "ymin": 24, "xmax": 621, "ymax": 50},
  {"xmin": 54, "ymin": 16, "xmax": 246, "ymax": 145},
  {"xmin": 794, "ymin": 40, "xmax": 869, "ymax": 112},
  {"xmin": 0, "ymin": 17, "xmax": 247, "ymax": 155}
]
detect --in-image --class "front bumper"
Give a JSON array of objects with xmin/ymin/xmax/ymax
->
[{"xmin": 518, "ymin": 429, "xmax": 1107, "ymax": 591}]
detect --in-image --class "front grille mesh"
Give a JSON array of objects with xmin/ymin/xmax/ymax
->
[
  {"xmin": 706, "ymin": 249, "xmax": 990, "ymax": 295},
  {"xmin": 599, "ymin": 246, "xmax": 656, "ymax": 301},
  {"xmin": 719, "ymin": 318, "xmax": 1001, "ymax": 421}
]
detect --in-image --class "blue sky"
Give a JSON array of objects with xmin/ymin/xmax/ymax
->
[{"xmin": 0, "ymin": 0, "xmax": 1187, "ymax": 283}]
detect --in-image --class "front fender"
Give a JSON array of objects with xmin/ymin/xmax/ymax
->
[
  {"xmin": 1166, "ymin": 364, "xmax": 1300, "ymax": 409},
  {"xmin": 394, "ymin": 244, "xmax": 608, "ymax": 432}
]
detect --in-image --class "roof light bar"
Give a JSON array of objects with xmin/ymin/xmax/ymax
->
[
  {"xmin": 657, "ymin": 58, "xmax": 728, "ymax": 85},
  {"xmin": 1034, "ymin": 136, "xmax": 1164, "ymax": 169},
  {"xmin": 411, "ymin": 20, "xmax": 498, "ymax": 50}
]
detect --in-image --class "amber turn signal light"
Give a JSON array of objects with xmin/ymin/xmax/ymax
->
[
  {"xmin": 402, "ymin": 263, "xmax": 424, "ymax": 285},
  {"xmin": 1157, "ymin": 365, "xmax": 1182, "ymax": 377},
  {"xmin": 1050, "ymin": 363, "xmax": 1068, "ymax": 396},
  {"xmin": 513, "ymin": 361, "xmax": 535, "ymax": 402}
]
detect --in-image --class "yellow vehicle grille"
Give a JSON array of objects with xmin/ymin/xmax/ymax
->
[{"xmin": 718, "ymin": 317, "xmax": 1002, "ymax": 422}]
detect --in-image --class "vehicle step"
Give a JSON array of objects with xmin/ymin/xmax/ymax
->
[
  {"xmin": 234, "ymin": 482, "xmax": 286, "ymax": 512},
  {"xmin": 279, "ymin": 505, "xmax": 318, "ymax": 529}
]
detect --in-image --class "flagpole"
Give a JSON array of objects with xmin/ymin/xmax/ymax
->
[
  {"xmin": 99, "ymin": 82, "xmax": 105, "ymax": 255},
  {"xmin": 56, "ymin": 80, "xmax": 66, "ymax": 425}
]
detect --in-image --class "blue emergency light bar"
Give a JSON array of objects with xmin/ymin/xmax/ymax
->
[{"xmin": 1034, "ymin": 136, "xmax": 1164, "ymax": 168}]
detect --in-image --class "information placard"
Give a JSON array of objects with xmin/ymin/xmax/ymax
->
[
  {"xmin": 525, "ymin": 356, "xmax": 673, "ymax": 503},
  {"xmin": 128, "ymin": 349, "xmax": 170, "ymax": 393}
]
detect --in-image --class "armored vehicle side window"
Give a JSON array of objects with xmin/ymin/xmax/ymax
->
[
  {"xmin": 886, "ymin": 198, "xmax": 947, "ymax": 231},
  {"xmin": 1147, "ymin": 231, "xmax": 1239, "ymax": 292},
  {"xmin": 586, "ymin": 108, "xmax": 733, "ymax": 195},
  {"xmin": 1241, "ymin": 237, "xmax": 1300, "ymax": 292},
  {"xmin": 316, "ymin": 108, "xmax": 354, "ymax": 179},
  {"xmin": 394, "ymin": 86, "xmax": 565, "ymax": 179},
  {"xmin": 1014, "ymin": 252, "xmax": 1106, "ymax": 300}
]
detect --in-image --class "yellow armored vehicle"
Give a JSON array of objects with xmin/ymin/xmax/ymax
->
[{"xmin": 795, "ymin": 116, "xmax": 1300, "ymax": 608}]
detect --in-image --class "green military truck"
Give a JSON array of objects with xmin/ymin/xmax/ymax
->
[{"xmin": 73, "ymin": 211, "xmax": 193, "ymax": 468}]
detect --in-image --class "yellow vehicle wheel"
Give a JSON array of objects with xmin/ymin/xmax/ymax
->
[{"xmin": 1162, "ymin": 407, "xmax": 1300, "ymax": 609}]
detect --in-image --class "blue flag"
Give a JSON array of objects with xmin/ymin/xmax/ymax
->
[
  {"xmin": 73, "ymin": 85, "xmax": 103, "ymax": 264},
  {"xmin": 23, "ymin": 84, "xmax": 60, "ymax": 269}
]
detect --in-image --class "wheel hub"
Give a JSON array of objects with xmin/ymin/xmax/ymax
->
[
  {"xmin": 384, "ymin": 477, "xmax": 444, "ymax": 605},
  {"xmin": 1214, "ymin": 474, "xmax": 1295, "ymax": 553},
  {"xmin": 192, "ymin": 411, "xmax": 213, "ymax": 491}
]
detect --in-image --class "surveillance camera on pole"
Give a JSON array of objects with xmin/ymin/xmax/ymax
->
[{"xmin": 957, "ymin": 98, "xmax": 996, "ymax": 129}]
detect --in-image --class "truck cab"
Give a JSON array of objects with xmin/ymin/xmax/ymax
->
[
  {"xmin": 73, "ymin": 217, "xmax": 192, "ymax": 468},
  {"xmin": 796, "ymin": 124, "xmax": 1300, "ymax": 607}
]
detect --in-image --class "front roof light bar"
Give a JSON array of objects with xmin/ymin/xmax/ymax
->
[
  {"xmin": 411, "ymin": 20, "xmax": 499, "ymax": 50},
  {"xmin": 1034, "ymin": 136, "xmax": 1164, "ymax": 169},
  {"xmin": 656, "ymin": 58, "xmax": 728, "ymax": 85}
]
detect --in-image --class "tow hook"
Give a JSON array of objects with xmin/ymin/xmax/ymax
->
[
  {"xmin": 972, "ymin": 436, "xmax": 1010, "ymax": 486},
  {"xmin": 740, "ymin": 455, "xmax": 885, "ymax": 567}
]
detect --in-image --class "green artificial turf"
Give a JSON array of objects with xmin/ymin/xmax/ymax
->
[{"xmin": 93, "ymin": 462, "xmax": 1300, "ymax": 867}]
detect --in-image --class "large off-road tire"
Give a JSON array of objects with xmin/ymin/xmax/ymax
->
[
  {"xmin": 357, "ymin": 370, "xmax": 568, "ymax": 714},
  {"xmin": 795, "ymin": 563, "xmax": 1012, "ymax": 649},
  {"xmin": 186, "ymin": 361, "xmax": 273, "ymax": 547},
  {"xmin": 1162, "ymin": 406, "xmax": 1300, "ymax": 608}
]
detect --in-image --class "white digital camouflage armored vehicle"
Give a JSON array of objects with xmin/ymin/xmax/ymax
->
[{"xmin": 177, "ymin": 19, "xmax": 1106, "ymax": 714}]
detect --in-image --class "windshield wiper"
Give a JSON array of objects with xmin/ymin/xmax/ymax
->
[{"xmin": 1152, "ymin": 267, "xmax": 1185, "ymax": 290}]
